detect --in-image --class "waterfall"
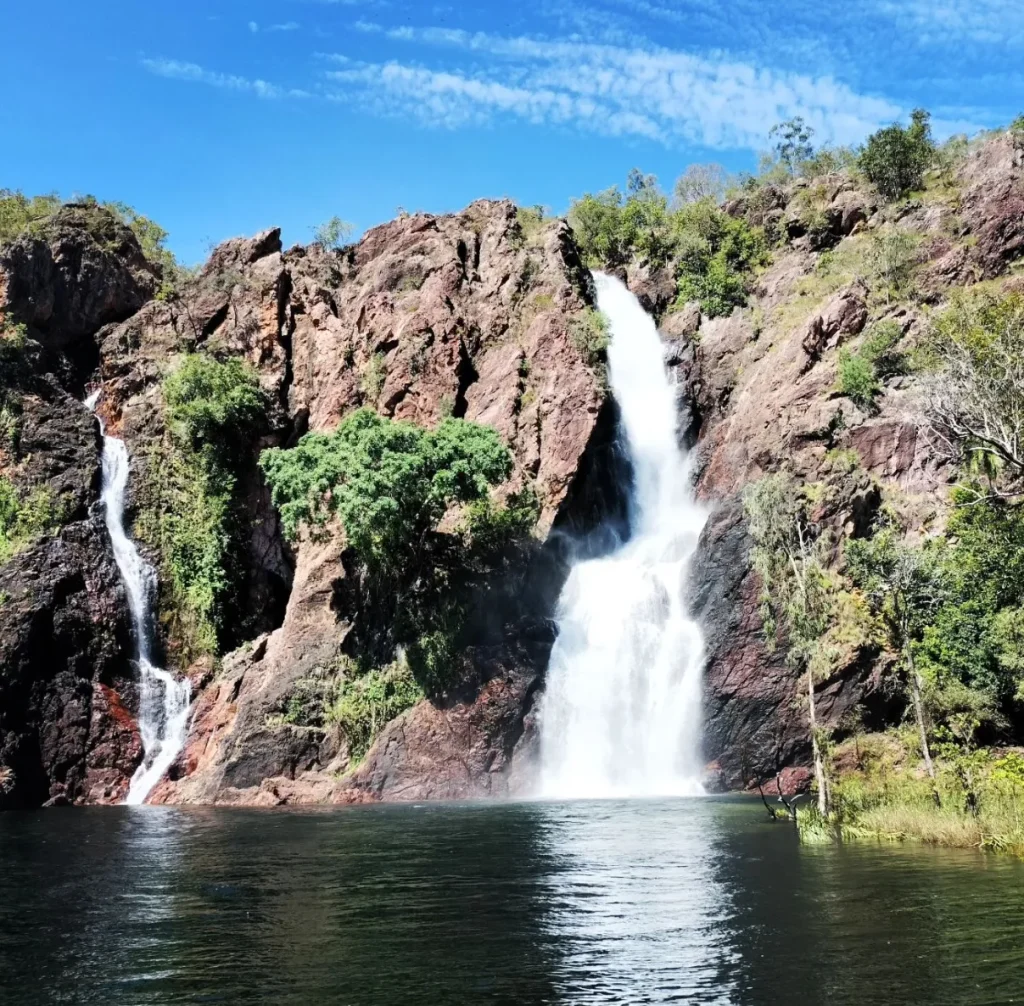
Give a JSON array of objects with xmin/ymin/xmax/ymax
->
[
  {"xmin": 87, "ymin": 395, "xmax": 191, "ymax": 805},
  {"xmin": 538, "ymin": 273, "xmax": 707, "ymax": 799}
]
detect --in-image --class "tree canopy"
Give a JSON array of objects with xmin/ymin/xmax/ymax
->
[{"xmin": 259, "ymin": 408, "xmax": 514, "ymax": 572}]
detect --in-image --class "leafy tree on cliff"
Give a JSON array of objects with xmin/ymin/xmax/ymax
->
[
  {"xmin": 769, "ymin": 117, "xmax": 815, "ymax": 173},
  {"xmin": 743, "ymin": 472, "xmax": 836, "ymax": 815},
  {"xmin": 260, "ymin": 408, "xmax": 513, "ymax": 573},
  {"xmin": 859, "ymin": 109, "xmax": 935, "ymax": 201},
  {"xmin": 846, "ymin": 522, "xmax": 945, "ymax": 793},
  {"xmin": 923, "ymin": 291, "xmax": 1024, "ymax": 496},
  {"xmin": 260, "ymin": 409, "xmax": 529, "ymax": 696}
]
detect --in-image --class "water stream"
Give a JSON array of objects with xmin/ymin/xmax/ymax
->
[
  {"xmin": 538, "ymin": 273, "xmax": 707, "ymax": 798},
  {"xmin": 86, "ymin": 393, "xmax": 191, "ymax": 805}
]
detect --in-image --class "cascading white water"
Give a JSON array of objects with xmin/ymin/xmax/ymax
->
[
  {"xmin": 538, "ymin": 273, "xmax": 708, "ymax": 799},
  {"xmin": 87, "ymin": 394, "xmax": 191, "ymax": 805}
]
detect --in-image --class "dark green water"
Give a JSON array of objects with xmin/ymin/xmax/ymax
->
[{"xmin": 1, "ymin": 798, "xmax": 1022, "ymax": 1005}]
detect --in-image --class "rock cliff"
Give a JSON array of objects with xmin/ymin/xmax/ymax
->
[{"xmin": 2, "ymin": 130, "xmax": 1022, "ymax": 807}]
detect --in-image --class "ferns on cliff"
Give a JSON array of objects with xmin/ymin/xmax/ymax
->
[
  {"xmin": 0, "ymin": 478, "xmax": 60, "ymax": 566},
  {"xmin": 137, "ymin": 354, "xmax": 266, "ymax": 663}
]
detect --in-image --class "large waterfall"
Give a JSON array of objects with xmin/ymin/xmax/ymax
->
[
  {"xmin": 88, "ymin": 395, "xmax": 191, "ymax": 805},
  {"xmin": 538, "ymin": 273, "xmax": 707, "ymax": 799}
]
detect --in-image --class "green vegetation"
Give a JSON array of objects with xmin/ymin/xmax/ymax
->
[
  {"xmin": 674, "ymin": 205, "xmax": 769, "ymax": 317},
  {"xmin": 567, "ymin": 168, "xmax": 769, "ymax": 316},
  {"xmin": 327, "ymin": 658, "xmax": 424, "ymax": 761},
  {"xmin": 272, "ymin": 654, "xmax": 426, "ymax": 763},
  {"xmin": 1, "ymin": 189, "xmax": 178, "ymax": 282},
  {"xmin": 0, "ymin": 190, "xmax": 61, "ymax": 243},
  {"xmin": 514, "ymin": 205, "xmax": 548, "ymax": 247},
  {"xmin": 260, "ymin": 408, "xmax": 512, "ymax": 570},
  {"xmin": 923, "ymin": 290, "xmax": 1024, "ymax": 490},
  {"xmin": 569, "ymin": 308, "xmax": 610, "ymax": 368},
  {"xmin": 801, "ymin": 735, "xmax": 1024, "ymax": 857},
  {"xmin": 743, "ymin": 472, "xmax": 851, "ymax": 814},
  {"xmin": 163, "ymin": 355, "xmax": 265, "ymax": 456},
  {"xmin": 0, "ymin": 322, "xmax": 28, "ymax": 458},
  {"xmin": 0, "ymin": 477, "xmax": 61, "ymax": 565},
  {"xmin": 837, "ymin": 351, "xmax": 879, "ymax": 409},
  {"xmin": 361, "ymin": 352, "xmax": 387, "ymax": 401},
  {"xmin": 312, "ymin": 216, "xmax": 353, "ymax": 251},
  {"xmin": 859, "ymin": 109, "xmax": 936, "ymax": 201},
  {"xmin": 836, "ymin": 320, "xmax": 905, "ymax": 409},
  {"xmin": 136, "ymin": 355, "xmax": 266, "ymax": 662},
  {"xmin": 753, "ymin": 291, "xmax": 1024, "ymax": 851},
  {"xmin": 867, "ymin": 228, "xmax": 919, "ymax": 303},
  {"xmin": 260, "ymin": 410, "xmax": 536, "ymax": 699}
]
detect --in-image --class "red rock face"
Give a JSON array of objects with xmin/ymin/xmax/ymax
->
[
  {"xmin": 94, "ymin": 199, "xmax": 608, "ymax": 806},
  {"xmin": 671, "ymin": 133, "xmax": 1024, "ymax": 790}
]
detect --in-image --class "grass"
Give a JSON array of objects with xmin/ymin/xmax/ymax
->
[
  {"xmin": 798, "ymin": 733, "xmax": 1024, "ymax": 857},
  {"xmin": 769, "ymin": 235, "xmax": 873, "ymax": 335}
]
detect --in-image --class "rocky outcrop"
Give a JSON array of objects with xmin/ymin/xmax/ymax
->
[
  {"xmin": 0, "ymin": 208, "xmax": 161, "ymax": 808},
  {"xmin": 0, "ymin": 377, "xmax": 136, "ymax": 808},
  {"xmin": 98, "ymin": 199, "xmax": 607, "ymax": 806},
  {"xmin": 0, "ymin": 204, "xmax": 158, "ymax": 372},
  {"xmin": 671, "ymin": 139, "xmax": 1024, "ymax": 790}
]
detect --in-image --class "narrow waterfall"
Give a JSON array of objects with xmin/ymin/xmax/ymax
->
[
  {"xmin": 87, "ymin": 395, "xmax": 191, "ymax": 805},
  {"xmin": 538, "ymin": 273, "xmax": 707, "ymax": 799}
]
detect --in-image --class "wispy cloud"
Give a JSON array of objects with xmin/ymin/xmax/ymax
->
[
  {"xmin": 324, "ymin": 28, "xmax": 903, "ymax": 149},
  {"xmin": 249, "ymin": 20, "xmax": 301, "ymax": 33},
  {"xmin": 141, "ymin": 58, "xmax": 310, "ymax": 99},
  {"xmin": 874, "ymin": 0, "xmax": 1024, "ymax": 44}
]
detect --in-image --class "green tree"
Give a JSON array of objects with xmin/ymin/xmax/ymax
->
[
  {"xmin": 567, "ymin": 187, "xmax": 625, "ymax": 266},
  {"xmin": 859, "ymin": 109, "xmax": 935, "ymax": 201},
  {"xmin": 163, "ymin": 355, "xmax": 266, "ymax": 461},
  {"xmin": 620, "ymin": 170, "xmax": 672, "ymax": 264},
  {"xmin": 743, "ymin": 472, "xmax": 836, "ymax": 814},
  {"xmin": 917, "ymin": 490, "xmax": 1024, "ymax": 711},
  {"xmin": 312, "ymin": 216, "xmax": 353, "ymax": 251},
  {"xmin": 847, "ymin": 524, "xmax": 946, "ymax": 788},
  {"xmin": 259, "ymin": 409, "xmax": 513, "ymax": 573},
  {"xmin": 923, "ymin": 291, "xmax": 1024, "ymax": 492},
  {"xmin": 674, "ymin": 209, "xmax": 768, "ymax": 317},
  {"xmin": 769, "ymin": 117, "xmax": 815, "ymax": 172}
]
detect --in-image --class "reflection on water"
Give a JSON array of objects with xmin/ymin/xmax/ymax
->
[
  {"xmin": 537, "ymin": 801, "xmax": 738, "ymax": 1003},
  {"xmin": 2, "ymin": 799, "xmax": 1023, "ymax": 1005}
]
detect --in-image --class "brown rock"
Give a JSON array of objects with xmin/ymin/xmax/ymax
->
[{"xmin": 801, "ymin": 285, "xmax": 868, "ymax": 363}]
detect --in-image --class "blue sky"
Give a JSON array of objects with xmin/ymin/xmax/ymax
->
[{"xmin": 3, "ymin": 0, "xmax": 1021, "ymax": 263}]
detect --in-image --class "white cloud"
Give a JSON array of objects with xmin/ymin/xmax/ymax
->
[
  {"xmin": 324, "ymin": 29, "xmax": 904, "ymax": 149},
  {"xmin": 874, "ymin": 0, "xmax": 1024, "ymax": 45},
  {"xmin": 248, "ymin": 21, "xmax": 259, "ymax": 33},
  {"xmin": 268, "ymin": 22, "xmax": 301, "ymax": 32},
  {"xmin": 141, "ymin": 58, "xmax": 310, "ymax": 99}
]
